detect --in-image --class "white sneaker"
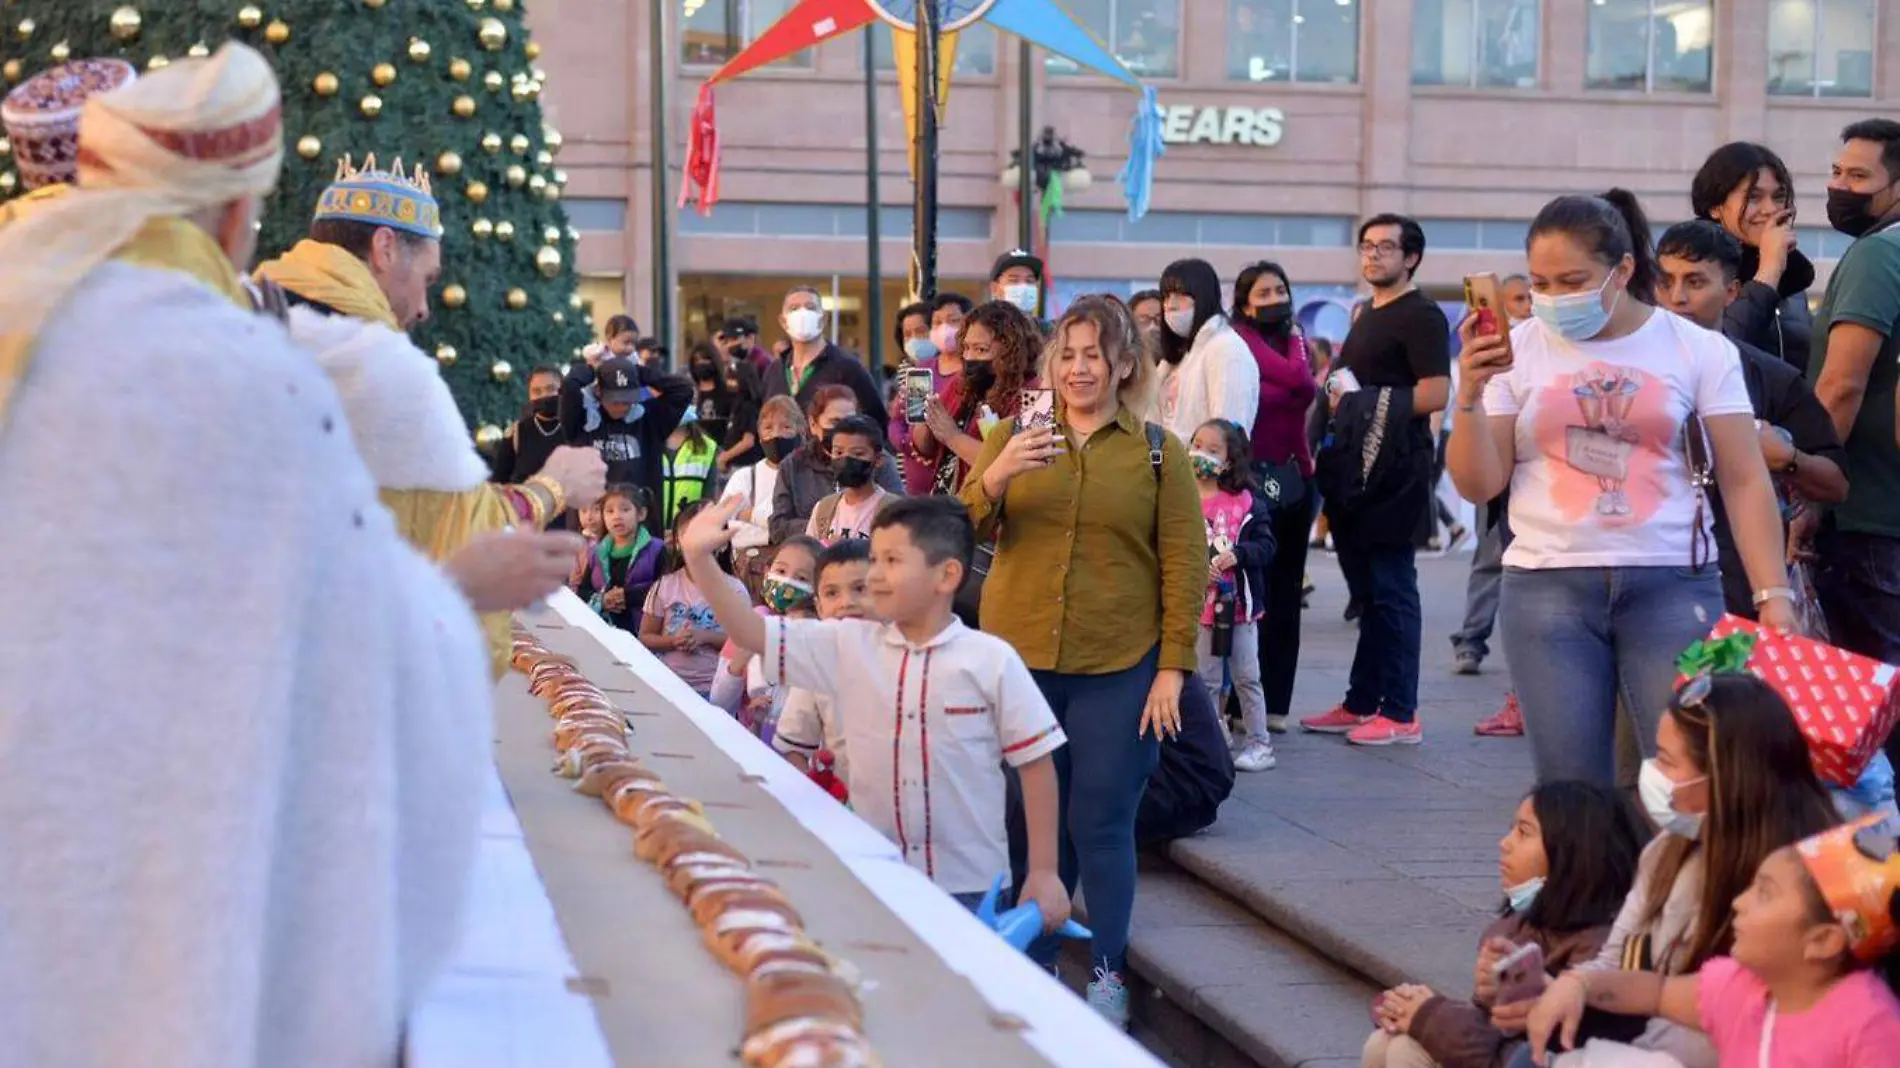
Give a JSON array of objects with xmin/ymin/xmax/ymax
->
[{"xmin": 1233, "ymin": 740, "xmax": 1277, "ymax": 772}]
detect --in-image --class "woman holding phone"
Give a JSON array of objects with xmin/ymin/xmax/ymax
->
[
  {"xmin": 961, "ymin": 294, "xmax": 1204, "ymax": 1029},
  {"xmin": 1690, "ymin": 142, "xmax": 1813, "ymax": 367},
  {"xmin": 1446, "ymin": 189, "xmax": 1793, "ymax": 788},
  {"xmin": 912, "ymin": 299, "xmax": 1043, "ymax": 495}
]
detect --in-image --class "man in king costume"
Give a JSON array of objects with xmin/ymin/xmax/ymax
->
[
  {"xmin": 254, "ymin": 155, "xmax": 604, "ymax": 677},
  {"xmin": 0, "ymin": 44, "xmax": 561, "ymax": 1066}
]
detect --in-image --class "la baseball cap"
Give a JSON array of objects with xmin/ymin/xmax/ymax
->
[
  {"xmin": 990, "ymin": 248, "xmax": 1044, "ymax": 282},
  {"xmin": 596, "ymin": 356, "xmax": 643, "ymax": 405}
]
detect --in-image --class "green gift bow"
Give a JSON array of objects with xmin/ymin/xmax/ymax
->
[{"xmin": 1677, "ymin": 630, "xmax": 1759, "ymax": 679}]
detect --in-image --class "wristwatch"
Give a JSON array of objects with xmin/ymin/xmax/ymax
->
[{"xmin": 1753, "ymin": 585, "xmax": 1795, "ymax": 607}]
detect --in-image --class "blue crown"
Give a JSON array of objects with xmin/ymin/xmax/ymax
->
[{"xmin": 314, "ymin": 153, "xmax": 442, "ymax": 239}]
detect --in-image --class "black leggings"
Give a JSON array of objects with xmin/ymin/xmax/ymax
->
[{"xmin": 1260, "ymin": 480, "xmax": 1315, "ymax": 721}]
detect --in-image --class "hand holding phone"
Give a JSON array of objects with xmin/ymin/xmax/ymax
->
[
  {"xmin": 1463, "ymin": 273, "xmax": 1514, "ymax": 356},
  {"xmin": 902, "ymin": 367, "xmax": 934, "ymax": 424},
  {"xmin": 1491, "ymin": 941, "xmax": 1547, "ymax": 1006},
  {"xmin": 1015, "ymin": 388, "xmax": 1056, "ymax": 436}
]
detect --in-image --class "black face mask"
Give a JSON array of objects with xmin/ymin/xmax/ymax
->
[
  {"xmin": 691, "ymin": 362, "xmax": 718, "ymax": 383},
  {"xmin": 762, "ymin": 435, "xmax": 800, "ymax": 462},
  {"xmin": 1252, "ymin": 302, "xmax": 1294, "ymax": 333},
  {"xmin": 835, "ymin": 457, "xmax": 875, "ymax": 489},
  {"xmin": 726, "ymin": 343, "xmax": 750, "ymax": 361},
  {"xmin": 1828, "ymin": 186, "xmax": 1888, "ymax": 237},
  {"xmin": 530, "ymin": 395, "xmax": 559, "ymax": 419},
  {"xmin": 963, "ymin": 359, "xmax": 997, "ymax": 394}
]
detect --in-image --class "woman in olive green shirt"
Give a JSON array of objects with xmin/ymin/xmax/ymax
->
[{"xmin": 959, "ymin": 293, "xmax": 1206, "ymax": 1027}]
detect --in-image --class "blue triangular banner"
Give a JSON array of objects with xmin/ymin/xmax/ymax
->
[{"xmin": 983, "ymin": 0, "xmax": 1141, "ymax": 89}]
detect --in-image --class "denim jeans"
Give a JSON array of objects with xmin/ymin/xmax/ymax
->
[
  {"xmin": 1334, "ymin": 534, "xmax": 1422, "ymax": 722},
  {"xmin": 1006, "ymin": 648, "xmax": 1161, "ymax": 975},
  {"xmin": 1498, "ymin": 565, "xmax": 1724, "ymax": 786},
  {"xmin": 1451, "ymin": 515, "xmax": 1505, "ymax": 660},
  {"xmin": 1813, "ymin": 528, "xmax": 1900, "ymax": 764}
]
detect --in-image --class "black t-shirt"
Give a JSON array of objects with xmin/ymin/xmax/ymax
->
[
  {"xmin": 1338, "ymin": 289, "xmax": 1452, "ymax": 400},
  {"xmin": 694, "ymin": 385, "xmax": 733, "ymax": 446}
]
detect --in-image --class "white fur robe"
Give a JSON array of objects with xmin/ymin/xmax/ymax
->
[{"xmin": 0, "ymin": 262, "xmax": 491, "ymax": 1067}]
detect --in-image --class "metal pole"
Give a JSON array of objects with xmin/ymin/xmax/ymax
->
[
  {"xmin": 649, "ymin": 0, "xmax": 675, "ymax": 348},
  {"xmin": 1016, "ymin": 39, "xmax": 1033, "ymax": 253},
  {"xmin": 913, "ymin": 0, "xmax": 940, "ymax": 302},
  {"xmin": 864, "ymin": 30, "xmax": 884, "ymax": 384}
]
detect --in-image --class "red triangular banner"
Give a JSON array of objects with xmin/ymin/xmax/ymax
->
[{"xmin": 709, "ymin": 0, "xmax": 879, "ymax": 85}]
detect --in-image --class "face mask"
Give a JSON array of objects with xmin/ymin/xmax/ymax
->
[
  {"xmin": 1638, "ymin": 759, "xmax": 1707, "ymax": 840},
  {"xmin": 1252, "ymin": 302, "xmax": 1293, "ymax": 332},
  {"xmin": 691, "ymin": 362, "xmax": 718, "ymax": 383},
  {"xmin": 531, "ymin": 395, "xmax": 559, "ymax": 419},
  {"xmin": 930, "ymin": 322, "xmax": 960, "ymax": 356},
  {"xmin": 1504, "ymin": 876, "xmax": 1545, "ymax": 914},
  {"xmin": 726, "ymin": 342, "xmax": 750, "ymax": 360},
  {"xmin": 761, "ymin": 575, "xmax": 815, "ymax": 614},
  {"xmin": 762, "ymin": 435, "xmax": 800, "ymax": 463},
  {"xmin": 963, "ymin": 360, "xmax": 996, "ymax": 394},
  {"xmin": 1531, "ymin": 275, "xmax": 1620, "ymax": 342},
  {"xmin": 903, "ymin": 336, "xmax": 938, "ymax": 363},
  {"xmin": 1827, "ymin": 186, "xmax": 1886, "ymax": 237},
  {"xmin": 1002, "ymin": 283, "xmax": 1039, "ymax": 314},
  {"xmin": 835, "ymin": 456, "xmax": 875, "ymax": 489},
  {"xmin": 1165, "ymin": 305, "xmax": 1197, "ymax": 339},
  {"xmin": 1189, "ymin": 449, "xmax": 1224, "ymax": 479},
  {"xmin": 784, "ymin": 307, "xmax": 824, "ymax": 343}
]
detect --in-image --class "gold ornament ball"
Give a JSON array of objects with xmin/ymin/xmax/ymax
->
[
  {"xmin": 532, "ymin": 66, "xmax": 548, "ymax": 84},
  {"xmin": 313, "ymin": 72, "xmax": 339, "ymax": 96},
  {"xmin": 552, "ymin": 168, "xmax": 568, "ymax": 186},
  {"xmin": 474, "ymin": 424, "xmax": 504, "ymax": 452},
  {"xmin": 372, "ymin": 63, "xmax": 396, "ymax": 86},
  {"xmin": 553, "ymin": 310, "xmax": 566, "ymax": 324},
  {"xmin": 442, "ymin": 284, "xmax": 469, "ymax": 308},
  {"xmin": 480, "ymin": 131, "xmax": 501, "ymax": 154},
  {"xmin": 0, "ymin": 172, "xmax": 15, "ymax": 194},
  {"xmin": 542, "ymin": 183, "xmax": 561, "ymax": 203},
  {"xmin": 495, "ymin": 220, "xmax": 516, "ymax": 241},
  {"xmin": 478, "ymin": 18, "xmax": 507, "ymax": 51},
  {"xmin": 146, "ymin": 55, "xmax": 169, "ymax": 71},
  {"xmin": 566, "ymin": 225, "xmax": 579, "ymax": 242},
  {"xmin": 452, "ymin": 94, "xmax": 476, "ymax": 118},
  {"xmin": 543, "ymin": 225, "xmax": 561, "ymax": 245},
  {"xmin": 535, "ymin": 149, "xmax": 552, "ymax": 166},
  {"xmin": 435, "ymin": 150, "xmax": 463, "ymax": 176},
  {"xmin": 296, "ymin": 135, "xmax": 322, "ymax": 160},
  {"xmin": 526, "ymin": 41, "xmax": 542, "ymax": 61},
  {"xmin": 544, "ymin": 127, "xmax": 564, "ymax": 155},
  {"xmin": 490, "ymin": 359, "xmax": 513, "ymax": 383},
  {"xmin": 482, "ymin": 70, "xmax": 503, "ymax": 93},
  {"xmin": 237, "ymin": 5, "xmax": 264, "ymax": 28},
  {"xmin": 535, "ymin": 246, "xmax": 562, "ymax": 279},
  {"xmin": 471, "ymin": 217, "xmax": 493, "ymax": 239},
  {"xmin": 0, "ymin": 137, "xmax": 9, "ymax": 157},
  {"xmin": 568, "ymin": 292, "xmax": 584, "ymax": 310},
  {"xmin": 509, "ymin": 133, "xmax": 529, "ymax": 155},
  {"xmin": 503, "ymin": 164, "xmax": 526, "ymax": 188},
  {"xmin": 3, "ymin": 61, "xmax": 22, "ymax": 84},
  {"xmin": 465, "ymin": 0, "xmax": 485, "ymax": 9},
  {"xmin": 16, "ymin": 19, "xmax": 34, "ymax": 42},
  {"xmin": 407, "ymin": 37, "xmax": 432, "ymax": 63},
  {"xmin": 359, "ymin": 93, "xmax": 383, "ymax": 119},
  {"xmin": 527, "ymin": 174, "xmax": 547, "ymax": 195},
  {"xmin": 265, "ymin": 20, "xmax": 290, "ymax": 45},
  {"xmin": 109, "ymin": 7, "xmax": 143, "ymax": 43},
  {"xmin": 449, "ymin": 57, "xmax": 472, "ymax": 81},
  {"xmin": 505, "ymin": 288, "xmax": 528, "ymax": 310},
  {"xmin": 435, "ymin": 343, "xmax": 458, "ymax": 366},
  {"xmin": 495, "ymin": 0, "xmax": 516, "ymax": 11},
  {"xmin": 364, "ymin": 0, "xmax": 388, "ymax": 8},
  {"xmin": 465, "ymin": 180, "xmax": 488, "ymax": 203},
  {"xmin": 50, "ymin": 40, "xmax": 70, "ymax": 62},
  {"xmin": 188, "ymin": 42, "xmax": 211, "ymax": 58}
]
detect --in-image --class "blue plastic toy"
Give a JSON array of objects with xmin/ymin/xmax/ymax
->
[{"xmin": 975, "ymin": 873, "xmax": 1091, "ymax": 951}]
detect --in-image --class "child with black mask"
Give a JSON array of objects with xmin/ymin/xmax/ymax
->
[
  {"xmin": 807, "ymin": 414, "xmax": 893, "ymax": 546},
  {"xmin": 721, "ymin": 394, "xmax": 806, "ymax": 597}
]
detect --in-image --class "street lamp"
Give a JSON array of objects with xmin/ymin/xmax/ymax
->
[{"xmin": 1000, "ymin": 127, "xmax": 1089, "ymax": 301}]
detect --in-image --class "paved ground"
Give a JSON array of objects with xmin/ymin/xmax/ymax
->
[{"xmin": 1129, "ymin": 547, "xmax": 1536, "ymax": 1066}]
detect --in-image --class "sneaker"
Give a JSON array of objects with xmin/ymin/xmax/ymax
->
[
  {"xmin": 1234, "ymin": 740, "xmax": 1277, "ymax": 772},
  {"xmin": 1453, "ymin": 650, "xmax": 1482, "ymax": 675},
  {"xmin": 1266, "ymin": 714, "xmax": 1289, "ymax": 735},
  {"xmin": 1300, "ymin": 705, "xmax": 1369, "ymax": 734},
  {"xmin": 1086, "ymin": 966, "xmax": 1131, "ymax": 1030},
  {"xmin": 1344, "ymin": 599, "xmax": 1364, "ymax": 623},
  {"xmin": 1475, "ymin": 692, "xmax": 1526, "ymax": 737},
  {"xmin": 1347, "ymin": 715, "xmax": 1423, "ymax": 746}
]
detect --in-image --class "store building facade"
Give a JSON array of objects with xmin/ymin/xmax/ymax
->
[{"xmin": 534, "ymin": 0, "xmax": 1900, "ymax": 359}]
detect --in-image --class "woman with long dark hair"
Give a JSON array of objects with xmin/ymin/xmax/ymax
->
[
  {"xmin": 916, "ymin": 299, "xmax": 1042, "ymax": 494},
  {"xmin": 1156, "ymin": 258, "xmax": 1258, "ymax": 441},
  {"xmin": 1230, "ymin": 261, "xmax": 1317, "ymax": 733},
  {"xmin": 1690, "ymin": 141, "xmax": 1814, "ymax": 367}
]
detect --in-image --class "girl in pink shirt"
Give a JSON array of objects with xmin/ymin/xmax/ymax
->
[{"xmin": 1525, "ymin": 817, "xmax": 1900, "ymax": 1066}]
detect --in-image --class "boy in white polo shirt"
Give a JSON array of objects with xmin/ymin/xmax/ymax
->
[{"xmin": 681, "ymin": 494, "xmax": 1071, "ymax": 928}]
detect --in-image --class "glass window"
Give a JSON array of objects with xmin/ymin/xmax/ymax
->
[
  {"xmin": 1586, "ymin": 0, "xmax": 1713, "ymax": 93},
  {"xmin": 1767, "ymin": 0, "xmax": 1875, "ymax": 98},
  {"xmin": 1412, "ymin": 0, "xmax": 1539, "ymax": 87},
  {"xmin": 1046, "ymin": 0, "xmax": 1180, "ymax": 77},
  {"xmin": 1227, "ymin": 0, "xmax": 1360, "ymax": 84},
  {"xmin": 866, "ymin": 23, "xmax": 998, "ymax": 75},
  {"xmin": 681, "ymin": 0, "xmax": 814, "ymax": 69}
]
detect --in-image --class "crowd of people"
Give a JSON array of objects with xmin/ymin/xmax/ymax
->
[{"xmin": 9, "ymin": 41, "xmax": 1900, "ymax": 1068}]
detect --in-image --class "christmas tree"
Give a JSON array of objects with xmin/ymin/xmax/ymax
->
[{"xmin": 0, "ymin": 0, "xmax": 593, "ymax": 437}]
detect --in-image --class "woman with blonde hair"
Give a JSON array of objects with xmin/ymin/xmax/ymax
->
[{"xmin": 961, "ymin": 293, "xmax": 1204, "ymax": 1027}]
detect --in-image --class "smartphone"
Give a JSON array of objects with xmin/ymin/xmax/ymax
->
[
  {"xmin": 1492, "ymin": 941, "xmax": 1547, "ymax": 1006},
  {"xmin": 901, "ymin": 367, "xmax": 934, "ymax": 424},
  {"xmin": 1015, "ymin": 388, "xmax": 1056, "ymax": 436},
  {"xmin": 1463, "ymin": 272, "xmax": 1515, "ymax": 366}
]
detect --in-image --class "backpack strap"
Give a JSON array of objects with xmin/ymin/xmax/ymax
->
[{"xmin": 1144, "ymin": 422, "xmax": 1166, "ymax": 481}]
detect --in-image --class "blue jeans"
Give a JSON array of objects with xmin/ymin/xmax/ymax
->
[
  {"xmin": 1007, "ymin": 648, "xmax": 1161, "ymax": 975},
  {"xmin": 1335, "ymin": 535, "xmax": 1422, "ymax": 722},
  {"xmin": 1451, "ymin": 514, "xmax": 1505, "ymax": 660},
  {"xmin": 1499, "ymin": 566, "xmax": 1724, "ymax": 786}
]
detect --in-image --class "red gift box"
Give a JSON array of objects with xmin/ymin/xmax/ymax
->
[{"xmin": 1700, "ymin": 615, "xmax": 1900, "ymax": 787}]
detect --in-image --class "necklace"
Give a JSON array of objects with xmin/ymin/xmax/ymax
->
[{"xmin": 532, "ymin": 415, "xmax": 561, "ymax": 438}]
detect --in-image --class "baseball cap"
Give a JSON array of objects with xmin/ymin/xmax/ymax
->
[
  {"xmin": 718, "ymin": 316, "xmax": 759, "ymax": 338},
  {"xmin": 596, "ymin": 356, "xmax": 643, "ymax": 405},
  {"xmin": 990, "ymin": 248, "xmax": 1044, "ymax": 282}
]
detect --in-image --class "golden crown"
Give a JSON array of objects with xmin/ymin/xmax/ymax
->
[
  {"xmin": 315, "ymin": 152, "xmax": 441, "ymax": 238},
  {"xmin": 332, "ymin": 152, "xmax": 433, "ymax": 196}
]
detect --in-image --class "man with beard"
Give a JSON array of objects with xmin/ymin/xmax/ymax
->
[
  {"xmin": 490, "ymin": 365, "xmax": 567, "ymax": 484},
  {"xmin": 1303, "ymin": 213, "xmax": 1449, "ymax": 748}
]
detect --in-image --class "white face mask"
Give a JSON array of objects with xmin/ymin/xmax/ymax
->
[
  {"xmin": 1002, "ymin": 283, "xmax": 1039, "ymax": 314},
  {"xmin": 1638, "ymin": 759, "xmax": 1707, "ymax": 840},
  {"xmin": 1165, "ymin": 305, "xmax": 1196, "ymax": 338},
  {"xmin": 784, "ymin": 307, "xmax": 824, "ymax": 343},
  {"xmin": 1504, "ymin": 875, "xmax": 1545, "ymax": 914}
]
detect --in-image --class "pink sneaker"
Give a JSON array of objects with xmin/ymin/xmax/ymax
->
[
  {"xmin": 1300, "ymin": 705, "xmax": 1370, "ymax": 734},
  {"xmin": 1475, "ymin": 693, "xmax": 1525, "ymax": 737},
  {"xmin": 1347, "ymin": 715, "xmax": 1422, "ymax": 746}
]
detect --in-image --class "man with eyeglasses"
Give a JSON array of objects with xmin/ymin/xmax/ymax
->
[{"xmin": 1302, "ymin": 214, "xmax": 1450, "ymax": 748}]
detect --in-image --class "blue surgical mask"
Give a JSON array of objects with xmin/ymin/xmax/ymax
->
[
  {"xmin": 1504, "ymin": 875, "xmax": 1545, "ymax": 914},
  {"xmin": 1531, "ymin": 275, "xmax": 1620, "ymax": 341},
  {"xmin": 903, "ymin": 336, "xmax": 938, "ymax": 362}
]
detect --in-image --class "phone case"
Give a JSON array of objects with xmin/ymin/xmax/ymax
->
[
  {"xmin": 902, "ymin": 370, "xmax": 933, "ymax": 423},
  {"xmin": 1492, "ymin": 942, "xmax": 1546, "ymax": 1005},
  {"xmin": 1463, "ymin": 272, "xmax": 1515, "ymax": 363},
  {"xmin": 1016, "ymin": 388, "xmax": 1056, "ymax": 435}
]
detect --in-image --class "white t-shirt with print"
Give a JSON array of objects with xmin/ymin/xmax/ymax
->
[{"xmin": 1482, "ymin": 310, "xmax": 1750, "ymax": 570}]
